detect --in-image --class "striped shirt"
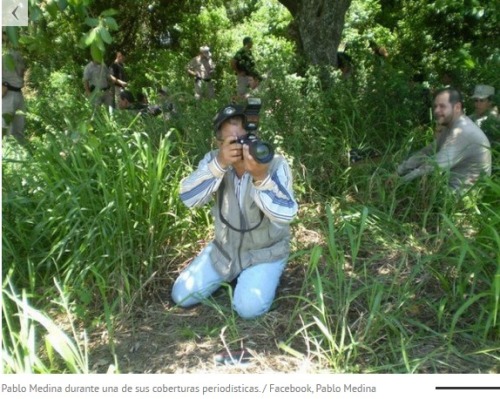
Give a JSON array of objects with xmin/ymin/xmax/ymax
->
[{"xmin": 180, "ymin": 151, "xmax": 297, "ymax": 225}]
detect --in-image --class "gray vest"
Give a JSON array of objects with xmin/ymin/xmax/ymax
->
[{"xmin": 210, "ymin": 157, "xmax": 290, "ymax": 280}]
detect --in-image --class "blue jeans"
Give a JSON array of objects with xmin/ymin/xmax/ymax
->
[{"xmin": 171, "ymin": 243, "xmax": 287, "ymax": 319}]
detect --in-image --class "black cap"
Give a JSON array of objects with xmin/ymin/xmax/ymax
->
[{"xmin": 213, "ymin": 104, "xmax": 245, "ymax": 132}]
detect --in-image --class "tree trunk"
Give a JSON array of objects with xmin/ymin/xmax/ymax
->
[{"xmin": 279, "ymin": 0, "xmax": 352, "ymax": 66}]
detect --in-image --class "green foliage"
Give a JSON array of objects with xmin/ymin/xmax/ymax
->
[
  {"xmin": 79, "ymin": 9, "xmax": 119, "ymax": 63},
  {"xmin": 283, "ymin": 176, "xmax": 499, "ymax": 372},
  {"xmin": 3, "ymin": 0, "xmax": 499, "ymax": 374},
  {"xmin": 2, "ymin": 278, "xmax": 89, "ymax": 373},
  {"xmin": 2, "ymin": 115, "xmax": 194, "ymax": 298},
  {"xmin": 392, "ymin": 0, "xmax": 499, "ymax": 89},
  {"xmin": 342, "ymin": 0, "xmax": 499, "ymax": 96},
  {"xmin": 179, "ymin": 6, "xmax": 232, "ymax": 52}
]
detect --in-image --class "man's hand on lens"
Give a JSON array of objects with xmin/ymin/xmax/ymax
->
[
  {"xmin": 243, "ymin": 144, "xmax": 269, "ymax": 181},
  {"xmin": 217, "ymin": 135, "xmax": 243, "ymax": 168}
]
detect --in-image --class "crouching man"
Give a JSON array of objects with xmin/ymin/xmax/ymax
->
[
  {"xmin": 397, "ymin": 87, "xmax": 491, "ymax": 192},
  {"xmin": 172, "ymin": 102, "xmax": 298, "ymax": 319}
]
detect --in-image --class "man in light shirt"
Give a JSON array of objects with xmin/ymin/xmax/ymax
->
[
  {"xmin": 83, "ymin": 55, "xmax": 126, "ymax": 111},
  {"xmin": 186, "ymin": 46, "xmax": 215, "ymax": 100},
  {"xmin": 397, "ymin": 87, "xmax": 491, "ymax": 191},
  {"xmin": 2, "ymin": 30, "xmax": 27, "ymax": 145}
]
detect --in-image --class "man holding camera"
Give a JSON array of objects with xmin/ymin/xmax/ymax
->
[{"xmin": 172, "ymin": 101, "xmax": 298, "ymax": 319}]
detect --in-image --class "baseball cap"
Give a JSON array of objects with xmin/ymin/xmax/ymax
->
[
  {"xmin": 213, "ymin": 104, "xmax": 245, "ymax": 132},
  {"xmin": 472, "ymin": 84, "xmax": 495, "ymax": 99}
]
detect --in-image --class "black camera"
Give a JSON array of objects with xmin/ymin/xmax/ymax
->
[
  {"xmin": 235, "ymin": 98, "xmax": 274, "ymax": 164},
  {"xmin": 234, "ymin": 132, "xmax": 274, "ymax": 164}
]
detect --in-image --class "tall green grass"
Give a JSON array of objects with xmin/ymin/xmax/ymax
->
[
  {"xmin": 283, "ymin": 174, "xmax": 499, "ymax": 372},
  {"xmin": 3, "ymin": 118, "xmax": 189, "ymax": 294},
  {"xmin": 2, "ymin": 108, "xmax": 208, "ymax": 326},
  {"xmin": 2, "ymin": 277, "xmax": 89, "ymax": 373},
  {"xmin": 3, "ymin": 46, "xmax": 499, "ymax": 373}
]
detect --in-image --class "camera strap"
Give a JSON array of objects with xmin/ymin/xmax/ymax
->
[{"xmin": 218, "ymin": 180, "xmax": 264, "ymax": 233}]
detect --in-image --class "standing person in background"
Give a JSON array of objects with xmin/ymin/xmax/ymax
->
[
  {"xmin": 83, "ymin": 55, "xmax": 126, "ymax": 112},
  {"xmin": 83, "ymin": 56, "xmax": 112, "ymax": 110},
  {"xmin": 110, "ymin": 51, "xmax": 128, "ymax": 108},
  {"xmin": 231, "ymin": 37, "xmax": 262, "ymax": 100},
  {"xmin": 2, "ymin": 30, "xmax": 27, "ymax": 146},
  {"xmin": 186, "ymin": 46, "xmax": 216, "ymax": 100}
]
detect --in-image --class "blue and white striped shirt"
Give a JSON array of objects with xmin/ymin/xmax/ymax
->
[{"xmin": 180, "ymin": 151, "xmax": 298, "ymax": 225}]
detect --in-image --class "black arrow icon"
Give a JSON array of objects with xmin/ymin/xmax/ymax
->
[{"xmin": 12, "ymin": 6, "xmax": 19, "ymax": 20}]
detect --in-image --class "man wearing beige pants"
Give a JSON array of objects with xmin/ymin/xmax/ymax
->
[{"xmin": 2, "ymin": 31, "xmax": 27, "ymax": 145}]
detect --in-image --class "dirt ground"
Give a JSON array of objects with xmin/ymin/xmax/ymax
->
[
  {"xmin": 67, "ymin": 223, "xmax": 497, "ymax": 375},
  {"xmin": 87, "ymin": 262, "xmax": 318, "ymax": 374},
  {"xmin": 87, "ymin": 225, "xmax": 324, "ymax": 374}
]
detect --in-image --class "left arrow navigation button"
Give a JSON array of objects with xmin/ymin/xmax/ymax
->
[{"xmin": 12, "ymin": 6, "xmax": 20, "ymax": 20}]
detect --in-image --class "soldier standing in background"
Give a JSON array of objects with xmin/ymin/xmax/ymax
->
[
  {"xmin": 186, "ymin": 46, "xmax": 216, "ymax": 100},
  {"xmin": 231, "ymin": 37, "xmax": 262, "ymax": 100},
  {"xmin": 2, "ymin": 30, "xmax": 27, "ymax": 146},
  {"xmin": 110, "ymin": 51, "xmax": 128, "ymax": 108}
]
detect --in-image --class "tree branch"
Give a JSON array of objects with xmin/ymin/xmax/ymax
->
[{"xmin": 277, "ymin": 0, "xmax": 300, "ymax": 17}]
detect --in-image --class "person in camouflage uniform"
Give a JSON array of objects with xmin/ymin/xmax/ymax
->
[{"xmin": 231, "ymin": 37, "xmax": 262, "ymax": 99}]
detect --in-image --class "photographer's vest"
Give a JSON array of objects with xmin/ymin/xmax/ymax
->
[{"xmin": 210, "ymin": 157, "xmax": 291, "ymax": 281}]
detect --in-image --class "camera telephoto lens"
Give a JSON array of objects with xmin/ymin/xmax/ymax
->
[{"xmin": 249, "ymin": 141, "xmax": 274, "ymax": 164}]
